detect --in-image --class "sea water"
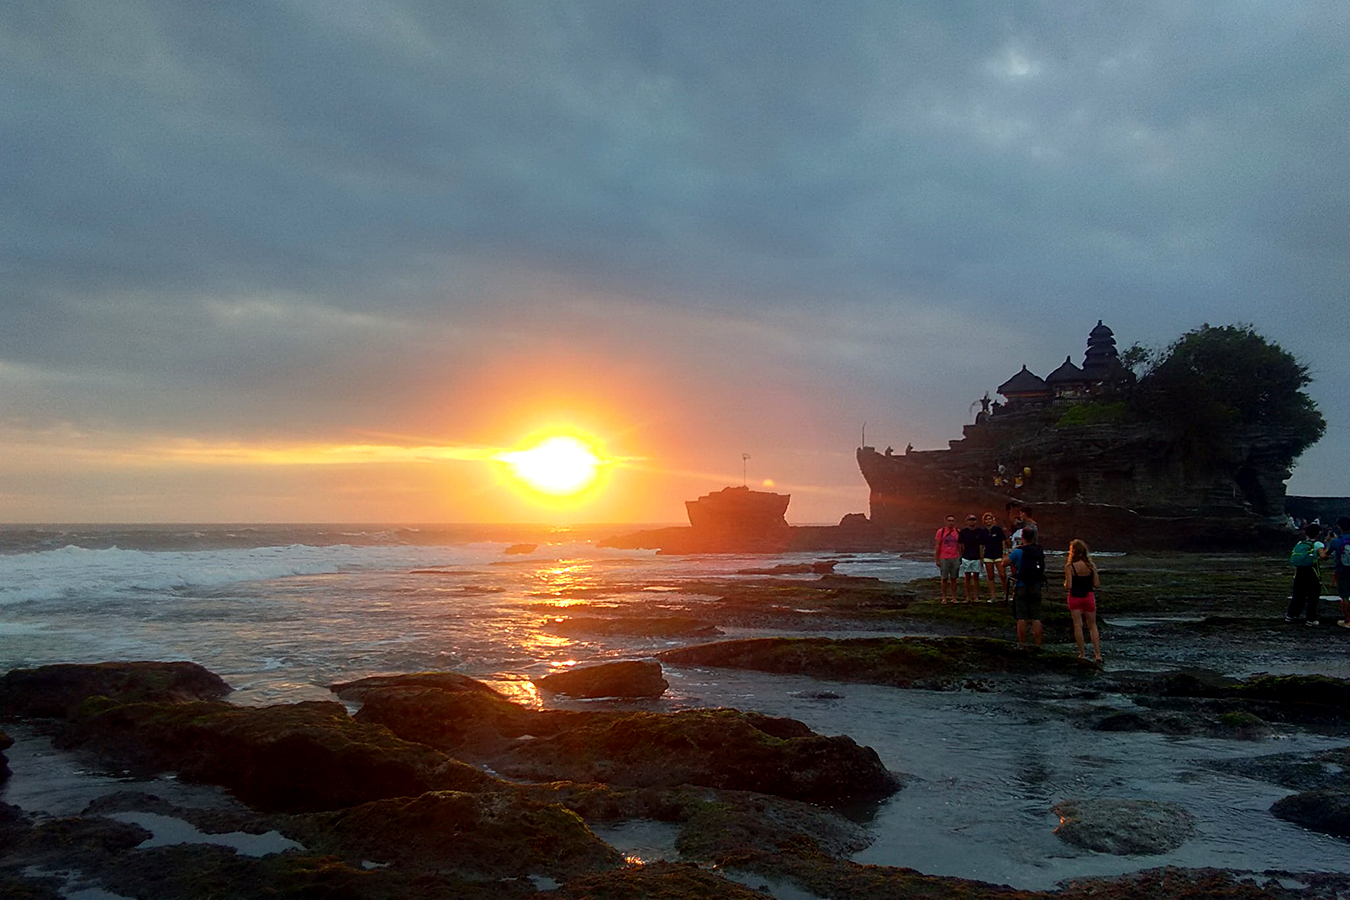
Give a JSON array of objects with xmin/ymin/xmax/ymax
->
[{"xmin": 0, "ymin": 523, "xmax": 1347, "ymax": 889}]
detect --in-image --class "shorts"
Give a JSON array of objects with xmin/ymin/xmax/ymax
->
[
  {"xmin": 959, "ymin": 558, "xmax": 983, "ymax": 576},
  {"xmin": 1337, "ymin": 569, "xmax": 1350, "ymax": 601},
  {"xmin": 1013, "ymin": 583, "xmax": 1043, "ymax": 621},
  {"xmin": 982, "ymin": 557, "xmax": 1002, "ymax": 565},
  {"xmin": 1067, "ymin": 591, "xmax": 1096, "ymax": 613},
  {"xmin": 939, "ymin": 557, "xmax": 960, "ymax": 579}
]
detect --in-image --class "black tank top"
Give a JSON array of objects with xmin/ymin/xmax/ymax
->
[{"xmin": 1069, "ymin": 566, "xmax": 1094, "ymax": 598}]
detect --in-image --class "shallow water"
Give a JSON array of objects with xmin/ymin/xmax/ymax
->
[{"xmin": 0, "ymin": 525, "xmax": 1346, "ymax": 888}]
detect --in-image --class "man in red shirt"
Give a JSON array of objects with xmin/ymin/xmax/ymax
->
[{"xmin": 934, "ymin": 514, "xmax": 961, "ymax": 604}]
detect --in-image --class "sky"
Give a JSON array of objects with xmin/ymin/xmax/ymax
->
[{"xmin": 2, "ymin": 1, "xmax": 1347, "ymax": 525}]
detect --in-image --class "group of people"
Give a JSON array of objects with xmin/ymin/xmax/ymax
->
[
  {"xmin": 1286, "ymin": 516, "xmax": 1350, "ymax": 627},
  {"xmin": 935, "ymin": 506, "xmax": 1103, "ymax": 662}
]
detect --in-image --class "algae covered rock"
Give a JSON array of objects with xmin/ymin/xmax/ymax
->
[
  {"xmin": 330, "ymin": 670, "xmax": 507, "ymax": 703},
  {"xmin": 59, "ymin": 698, "xmax": 500, "ymax": 812},
  {"xmin": 1052, "ymin": 798, "xmax": 1196, "ymax": 855},
  {"xmin": 660, "ymin": 635, "xmax": 1090, "ymax": 689},
  {"xmin": 1271, "ymin": 789, "xmax": 1350, "ymax": 841},
  {"xmin": 546, "ymin": 861, "xmax": 775, "ymax": 899},
  {"xmin": 497, "ymin": 707, "xmax": 900, "ymax": 805},
  {"xmin": 0, "ymin": 661, "xmax": 231, "ymax": 718},
  {"xmin": 284, "ymin": 789, "xmax": 623, "ymax": 879},
  {"xmin": 534, "ymin": 659, "xmax": 669, "ymax": 699}
]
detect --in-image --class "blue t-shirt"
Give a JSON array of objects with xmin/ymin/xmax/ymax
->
[
  {"xmin": 1331, "ymin": 536, "xmax": 1350, "ymax": 572},
  {"xmin": 1008, "ymin": 547, "xmax": 1026, "ymax": 586}
]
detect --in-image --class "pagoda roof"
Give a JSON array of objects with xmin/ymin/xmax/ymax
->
[
  {"xmin": 1045, "ymin": 356, "xmax": 1088, "ymax": 384},
  {"xmin": 997, "ymin": 365, "xmax": 1049, "ymax": 395},
  {"xmin": 1088, "ymin": 319, "xmax": 1114, "ymax": 340}
]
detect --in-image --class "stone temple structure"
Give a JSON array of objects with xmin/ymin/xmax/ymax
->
[{"xmin": 857, "ymin": 321, "xmax": 1299, "ymax": 549}]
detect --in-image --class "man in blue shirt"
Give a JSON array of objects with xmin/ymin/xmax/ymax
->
[{"xmin": 1007, "ymin": 527, "xmax": 1045, "ymax": 646}]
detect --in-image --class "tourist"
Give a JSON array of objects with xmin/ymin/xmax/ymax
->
[
  {"xmin": 1328, "ymin": 517, "xmax": 1350, "ymax": 628},
  {"xmin": 980, "ymin": 512, "xmax": 1008, "ymax": 602},
  {"xmin": 1285, "ymin": 523, "xmax": 1327, "ymax": 626},
  {"xmin": 1008, "ymin": 526, "xmax": 1046, "ymax": 645},
  {"xmin": 958, "ymin": 515, "xmax": 986, "ymax": 602},
  {"xmin": 1064, "ymin": 539, "xmax": 1102, "ymax": 662},
  {"xmin": 935, "ymin": 514, "xmax": 961, "ymax": 604}
]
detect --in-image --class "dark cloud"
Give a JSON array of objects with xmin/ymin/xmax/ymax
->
[{"xmin": 1, "ymin": 0, "xmax": 1346, "ymax": 514}]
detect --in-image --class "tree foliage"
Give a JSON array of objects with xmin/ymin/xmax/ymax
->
[{"xmin": 1128, "ymin": 324, "xmax": 1324, "ymax": 463}]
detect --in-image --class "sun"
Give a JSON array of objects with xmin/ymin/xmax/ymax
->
[{"xmin": 498, "ymin": 435, "xmax": 603, "ymax": 497}]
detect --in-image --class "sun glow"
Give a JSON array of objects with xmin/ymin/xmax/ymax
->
[{"xmin": 497, "ymin": 435, "xmax": 603, "ymax": 497}]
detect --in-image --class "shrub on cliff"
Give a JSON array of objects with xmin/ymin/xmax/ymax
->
[{"xmin": 1124, "ymin": 323, "xmax": 1325, "ymax": 465}]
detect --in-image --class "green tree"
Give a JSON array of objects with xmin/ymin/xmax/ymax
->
[{"xmin": 1129, "ymin": 324, "xmax": 1324, "ymax": 464}]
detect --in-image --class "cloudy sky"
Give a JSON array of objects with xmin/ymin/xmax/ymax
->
[{"xmin": 3, "ymin": 1, "xmax": 1346, "ymax": 524}]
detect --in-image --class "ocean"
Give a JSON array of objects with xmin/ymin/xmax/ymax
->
[{"xmin": 1, "ymin": 523, "xmax": 1347, "ymax": 889}]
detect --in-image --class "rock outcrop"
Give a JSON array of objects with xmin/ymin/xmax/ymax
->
[
  {"xmin": 533, "ymin": 659, "xmax": 669, "ymax": 699},
  {"xmin": 1053, "ymin": 798, "xmax": 1197, "ymax": 855},
  {"xmin": 0, "ymin": 661, "xmax": 232, "ymax": 718}
]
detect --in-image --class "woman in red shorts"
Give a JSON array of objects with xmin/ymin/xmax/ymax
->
[{"xmin": 1064, "ymin": 539, "xmax": 1102, "ymax": 662}]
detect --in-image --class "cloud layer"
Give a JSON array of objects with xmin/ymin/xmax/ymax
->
[{"xmin": 3, "ymin": 1, "xmax": 1346, "ymax": 521}]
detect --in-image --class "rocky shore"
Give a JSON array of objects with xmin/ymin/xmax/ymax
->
[{"xmin": 4, "ymin": 552, "xmax": 1350, "ymax": 898}]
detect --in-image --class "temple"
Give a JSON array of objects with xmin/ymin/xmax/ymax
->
[{"xmin": 857, "ymin": 321, "xmax": 1298, "ymax": 548}]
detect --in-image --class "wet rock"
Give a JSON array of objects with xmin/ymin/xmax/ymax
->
[
  {"xmin": 59, "ymin": 698, "xmax": 501, "ymax": 812},
  {"xmin": 330, "ymin": 670, "xmax": 506, "ymax": 703},
  {"xmin": 725, "ymin": 851, "xmax": 1055, "ymax": 900},
  {"xmin": 282, "ymin": 790, "xmax": 623, "ymax": 879},
  {"xmin": 544, "ymin": 616, "xmax": 724, "ymax": 638},
  {"xmin": 0, "ymin": 729, "xmax": 11, "ymax": 780},
  {"xmin": 95, "ymin": 843, "xmax": 536, "ymax": 900},
  {"xmin": 546, "ymin": 861, "xmax": 774, "ymax": 899},
  {"xmin": 496, "ymin": 707, "xmax": 900, "ymax": 805},
  {"xmin": 659, "ymin": 635, "xmax": 1092, "ymax": 690},
  {"xmin": 349, "ymin": 684, "xmax": 584, "ymax": 758},
  {"xmin": 504, "ymin": 543, "xmax": 537, "ymax": 554},
  {"xmin": 1052, "ymin": 798, "xmax": 1196, "ymax": 855},
  {"xmin": 534, "ymin": 660, "xmax": 669, "ymax": 699},
  {"xmin": 0, "ymin": 661, "xmax": 232, "ymax": 718},
  {"xmin": 735, "ymin": 560, "xmax": 838, "ymax": 575},
  {"xmin": 1271, "ymin": 789, "xmax": 1350, "ymax": 841},
  {"xmin": 524, "ymin": 782, "xmax": 871, "ymax": 861},
  {"xmin": 1059, "ymin": 865, "xmax": 1335, "ymax": 899},
  {"xmin": 1091, "ymin": 707, "xmax": 1272, "ymax": 739}
]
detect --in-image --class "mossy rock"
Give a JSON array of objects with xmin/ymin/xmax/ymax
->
[
  {"xmin": 1236, "ymin": 674, "xmax": 1350, "ymax": 709},
  {"xmin": 59, "ymin": 698, "xmax": 501, "ymax": 812},
  {"xmin": 283, "ymin": 790, "xmax": 623, "ymax": 879},
  {"xmin": 1271, "ymin": 788, "xmax": 1350, "ymax": 840},
  {"xmin": 497, "ymin": 708, "xmax": 899, "ymax": 805},
  {"xmin": 659, "ymin": 636, "xmax": 1090, "ymax": 689},
  {"xmin": 0, "ymin": 662, "xmax": 231, "ymax": 718},
  {"xmin": 546, "ymin": 861, "xmax": 774, "ymax": 899}
]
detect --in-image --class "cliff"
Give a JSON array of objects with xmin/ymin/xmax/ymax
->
[{"xmin": 859, "ymin": 407, "xmax": 1301, "ymax": 549}]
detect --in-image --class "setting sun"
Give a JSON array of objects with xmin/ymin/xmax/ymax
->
[{"xmin": 498, "ymin": 435, "xmax": 603, "ymax": 497}]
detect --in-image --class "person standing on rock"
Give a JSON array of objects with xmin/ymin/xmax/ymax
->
[
  {"xmin": 935, "ymin": 515, "xmax": 961, "ymax": 604},
  {"xmin": 1285, "ymin": 522, "xmax": 1327, "ymax": 626},
  {"xmin": 1064, "ymin": 539, "xmax": 1102, "ymax": 662},
  {"xmin": 981, "ymin": 511, "xmax": 1008, "ymax": 602},
  {"xmin": 1327, "ymin": 517, "xmax": 1350, "ymax": 628},
  {"xmin": 1008, "ymin": 527, "xmax": 1046, "ymax": 646},
  {"xmin": 958, "ymin": 515, "xmax": 986, "ymax": 602}
]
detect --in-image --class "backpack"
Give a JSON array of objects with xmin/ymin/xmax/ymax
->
[
  {"xmin": 1290, "ymin": 539, "xmax": 1319, "ymax": 568},
  {"xmin": 1018, "ymin": 545, "xmax": 1046, "ymax": 584},
  {"xmin": 1338, "ymin": 538, "xmax": 1350, "ymax": 568}
]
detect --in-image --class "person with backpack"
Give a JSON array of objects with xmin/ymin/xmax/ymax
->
[
  {"xmin": 1328, "ymin": 517, "xmax": 1350, "ymax": 629},
  {"xmin": 1008, "ymin": 526, "xmax": 1046, "ymax": 646},
  {"xmin": 1285, "ymin": 522, "xmax": 1327, "ymax": 626}
]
